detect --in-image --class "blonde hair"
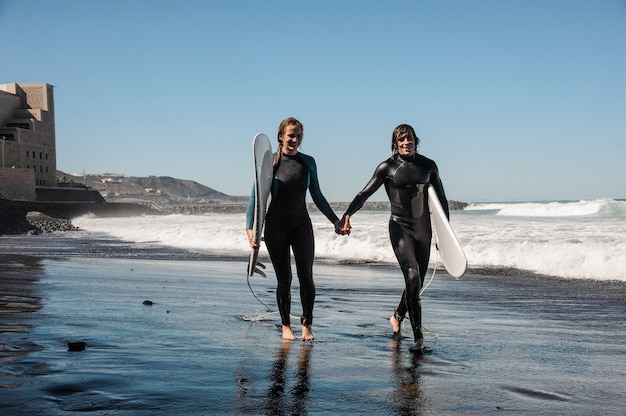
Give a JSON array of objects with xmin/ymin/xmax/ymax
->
[{"xmin": 274, "ymin": 117, "xmax": 304, "ymax": 166}]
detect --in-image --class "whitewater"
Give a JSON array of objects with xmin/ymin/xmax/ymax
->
[{"xmin": 71, "ymin": 198, "xmax": 626, "ymax": 282}]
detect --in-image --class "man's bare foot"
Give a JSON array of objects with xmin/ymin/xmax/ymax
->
[
  {"xmin": 390, "ymin": 315, "xmax": 401, "ymax": 334},
  {"xmin": 282, "ymin": 325, "xmax": 296, "ymax": 341},
  {"xmin": 301, "ymin": 325, "xmax": 314, "ymax": 341}
]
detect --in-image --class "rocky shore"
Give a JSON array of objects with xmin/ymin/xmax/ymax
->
[
  {"xmin": 0, "ymin": 207, "xmax": 78, "ymax": 235},
  {"xmin": 25, "ymin": 211, "xmax": 79, "ymax": 234}
]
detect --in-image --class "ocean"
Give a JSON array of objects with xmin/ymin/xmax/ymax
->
[{"xmin": 69, "ymin": 198, "xmax": 626, "ymax": 282}]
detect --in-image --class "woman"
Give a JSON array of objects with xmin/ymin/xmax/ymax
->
[
  {"xmin": 339, "ymin": 124, "xmax": 449, "ymax": 354},
  {"xmin": 246, "ymin": 117, "xmax": 343, "ymax": 341}
]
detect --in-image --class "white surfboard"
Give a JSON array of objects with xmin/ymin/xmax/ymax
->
[
  {"xmin": 247, "ymin": 133, "xmax": 273, "ymax": 277},
  {"xmin": 428, "ymin": 185, "xmax": 467, "ymax": 278}
]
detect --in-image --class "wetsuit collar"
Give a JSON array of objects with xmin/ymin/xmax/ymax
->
[{"xmin": 398, "ymin": 153, "xmax": 416, "ymax": 162}]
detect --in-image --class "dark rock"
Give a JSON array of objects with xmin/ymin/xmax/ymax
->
[
  {"xmin": 449, "ymin": 200, "xmax": 469, "ymax": 210},
  {"xmin": 67, "ymin": 341, "xmax": 87, "ymax": 352},
  {"xmin": 25, "ymin": 211, "xmax": 79, "ymax": 233},
  {"xmin": 0, "ymin": 205, "xmax": 80, "ymax": 235}
]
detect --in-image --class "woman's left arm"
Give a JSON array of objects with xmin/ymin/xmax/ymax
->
[{"xmin": 307, "ymin": 156, "xmax": 340, "ymax": 225}]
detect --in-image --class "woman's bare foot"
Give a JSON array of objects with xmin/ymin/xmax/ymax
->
[
  {"xmin": 282, "ymin": 325, "xmax": 296, "ymax": 341},
  {"xmin": 301, "ymin": 325, "xmax": 314, "ymax": 341},
  {"xmin": 390, "ymin": 315, "xmax": 401, "ymax": 335}
]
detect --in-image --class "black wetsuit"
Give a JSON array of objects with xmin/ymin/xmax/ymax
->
[
  {"xmin": 247, "ymin": 152, "xmax": 338, "ymax": 328},
  {"xmin": 344, "ymin": 153, "xmax": 448, "ymax": 343}
]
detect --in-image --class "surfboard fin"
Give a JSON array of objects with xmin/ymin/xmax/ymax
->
[{"xmin": 253, "ymin": 261, "xmax": 267, "ymax": 277}]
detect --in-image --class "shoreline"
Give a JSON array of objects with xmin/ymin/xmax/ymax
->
[{"xmin": 2, "ymin": 230, "xmax": 625, "ymax": 285}]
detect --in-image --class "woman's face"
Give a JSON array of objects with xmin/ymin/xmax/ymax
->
[
  {"xmin": 396, "ymin": 134, "xmax": 416, "ymax": 157},
  {"xmin": 280, "ymin": 124, "xmax": 303, "ymax": 155}
]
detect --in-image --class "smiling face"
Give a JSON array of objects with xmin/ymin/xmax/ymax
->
[
  {"xmin": 391, "ymin": 124, "xmax": 419, "ymax": 157},
  {"xmin": 279, "ymin": 123, "xmax": 303, "ymax": 155},
  {"xmin": 396, "ymin": 133, "xmax": 416, "ymax": 157}
]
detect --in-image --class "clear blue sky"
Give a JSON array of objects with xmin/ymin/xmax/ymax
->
[{"xmin": 2, "ymin": 0, "xmax": 624, "ymax": 202}]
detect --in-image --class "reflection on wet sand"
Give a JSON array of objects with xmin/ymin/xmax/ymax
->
[
  {"xmin": 0, "ymin": 254, "xmax": 47, "ymax": 397},
  {"xmin": 266, "ymin": 340, "xmax": 312, "ymax": 415},
  {"xmin": 390, "ymin": 337, "xmax": 424, "ymax": 415},
  {"xmin": 0, "ymin": 255, "xmax": 44, "ymax": 366}
]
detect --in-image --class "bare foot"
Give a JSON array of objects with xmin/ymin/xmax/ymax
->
[
  {"xmin": 389, "ymin": 315, "xmax": 401, "ymax": 334},
  {"xmin": 282, "ymin": 325, "xmax": 296, "ymax": 341},
  {"xmin": 301, "ymin": 325, "xmax": 314, "ymax": 341}
]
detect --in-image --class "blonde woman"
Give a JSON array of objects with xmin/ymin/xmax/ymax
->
[{"xmin": 246, "ymin": 117, "xmax": 344, "ymax": 341}]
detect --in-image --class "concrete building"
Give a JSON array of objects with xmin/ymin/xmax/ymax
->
[
  {"xmin": 0, "ymin": 83, "xmax": 160, "ymax": 222},
  {"xmin": 0, "ymin": 83, "xmax": 57, "ymax": 200}
]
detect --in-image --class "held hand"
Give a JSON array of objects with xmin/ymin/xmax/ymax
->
[
  {"xmin": 342, "ymin": 215, "xmax": 352, "ymax": 235},
  {"xmin": 334, "ymin": 220, "xmax": 344, "ymax": 235},
  {"xmin": 336, "ymin": 215, "xmax": 352, "ymax": 235},
  {"xmin": 246, "ymin": 229, "xmax": 258, "ymax": 248}
]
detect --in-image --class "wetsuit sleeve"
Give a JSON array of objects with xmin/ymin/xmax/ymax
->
[
  {"xmin": 245, "ymin": 184, "xmax": 255, "ymax": 230},
  {"xmin": 307, "ymin": 156, "xmax": 340, "ymax": 224},
  {"xmin": 429, "ymin": 164, "xmax": 449, "ymax": 219},
  {"xmin": 344, "ymin": 161, "xmax": 387, "ymax": 216}
]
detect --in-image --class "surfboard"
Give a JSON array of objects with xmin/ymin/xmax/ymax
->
[
  {"xmin": 247, "ymin": 133, "xmax": 273, "ymax": 277},
  {"xmin": 428, "ymin": 185, "xmax": 467, "ymax": 278}
]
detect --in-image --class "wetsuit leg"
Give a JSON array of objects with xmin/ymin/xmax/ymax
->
[
  {"xmin": 290, "ymin": 217, "xmax": 315, "ymax": 326},
  {"xmin": 393, "ymin": 249, "xmax": 430, "ymax": 320},
  {"xmin": 392, "ymin": 227, "xmax": 431, "ymax": 326},
  {"xmin": 264, "ymin": 219, "xmax": 293, "ymax": 327},
  {"xmin": 395, "ymin": 291, "xmax": 407, "ymax": 321},
  {"xmin": 389, "ymin": 220, "xmax": 425, "ymax": 342}
]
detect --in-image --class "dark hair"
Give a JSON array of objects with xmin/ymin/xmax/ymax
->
[
  {"xmin": 391, "ymin": 124, "xmax": 419, "ymax": 155},
  {"xmin": 274, "ymin": 117, "xmax": 303, "ymax": 166}
]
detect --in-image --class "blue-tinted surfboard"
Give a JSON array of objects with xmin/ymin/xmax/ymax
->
[{"xmin": 247, "ymin": 133, "xmax": 273, "ymax": 277}]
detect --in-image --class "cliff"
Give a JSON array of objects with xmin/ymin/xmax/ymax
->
[{"xmin": 59, "ymin": 172, "xmax": 247, "ymax": 207}]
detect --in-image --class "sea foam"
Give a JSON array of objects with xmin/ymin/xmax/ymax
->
[{"xmin": 72, "ymin": 198, "xmax": 626, "ymax": 282}]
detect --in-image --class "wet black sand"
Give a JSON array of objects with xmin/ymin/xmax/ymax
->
[{"xmin": 1, "ymin": 245, "xmax": 625, "ymax": 415}]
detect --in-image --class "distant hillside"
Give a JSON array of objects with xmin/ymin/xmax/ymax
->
[
  {"xmin": 56, "ymin": 171, "xmax": 467, "ymax": 212},
  {"xmin": 58, "ymin": 172, "xmax": 247, "ymax": 206}
]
